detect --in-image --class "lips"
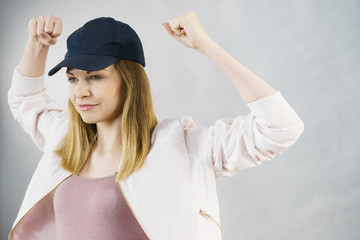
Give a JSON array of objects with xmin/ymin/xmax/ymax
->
[{"xmin": 78, "ymin": 104, "xmax": 98, "ymax": 111}]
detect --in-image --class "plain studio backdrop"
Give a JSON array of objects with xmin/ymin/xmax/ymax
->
[{"xmin": 1, "ymin": 0, "xmax": 359, "ymax": 239}]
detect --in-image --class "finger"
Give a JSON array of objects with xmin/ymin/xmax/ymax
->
[
  {"xmin": 36, "ymin": 15, "xmax": 45, "ymax": 37},
  {"xmin": 51, "ymin": 17, "xmax": 62, "ymax": 38},
  {"xmin": 171, "ymin": 25, "xmax": 183, "ymax": 36},
  {"xmin": 44, "ymin": 14, "xmax": 55, "ymax": 34},
  {"xmin": 162, "ymin": 22, "xmax": 180, "ymax": 40},
  {"xmin": 168, "ymin": 20, "xmax": 183, "ymax": 36},
  {"xmin": 162, "ymin": 22, "xmax": 174, "ymax": 35},
  {"xmin": 28, "ymin": 18, "xmax": 37, "ymax": 38}
]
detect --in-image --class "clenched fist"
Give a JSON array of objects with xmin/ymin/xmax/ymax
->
[
  {"xmin": 162, "ymin": 10, "xmax": 212, "ymax": 52},
  {"xmin": 28, "ymin": 13, "xmax": 62, "ymax": 46}
]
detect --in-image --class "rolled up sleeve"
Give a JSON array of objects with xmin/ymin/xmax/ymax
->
[
  {"xmin": 7, "ymin": 65, "xmax": 67, "ymax": 152},
  {"xmin": 183, "ymin": 90, "xmax": 304, "ymax": 178}
]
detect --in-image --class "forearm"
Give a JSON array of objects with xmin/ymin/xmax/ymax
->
[
  {"xmin": 17, "ymin": 38, "xmax": 50, "ymax": 78},
  {"xmin": 199, "ymin": 39, "xmax": 277, "ymax": 104}
]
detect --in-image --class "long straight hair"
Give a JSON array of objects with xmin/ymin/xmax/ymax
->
[{"xmin": 54, "ymin": 59, "xmax": 158, "ymax": 182}]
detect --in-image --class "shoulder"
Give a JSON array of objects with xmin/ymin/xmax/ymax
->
[
  {"xmin": 150, "ymin": 116, "xmax": 198, "ymax": 144},
  {"xmin": 155, "ymin": 115, "xmax": 197, "ymax": 131},
  {"xmin": 46, "ymin": 111, "xmax": 70, "ymax": 150}
]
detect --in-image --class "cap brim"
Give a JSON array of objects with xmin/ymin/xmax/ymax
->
[{"xmin": 48, "ymin": 55, "xmax": 120, "ymax": 76}]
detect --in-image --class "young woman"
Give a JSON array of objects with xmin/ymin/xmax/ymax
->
[{"xmin": 8, "ymin": 11, "xmax": 304, "ymax": 240}]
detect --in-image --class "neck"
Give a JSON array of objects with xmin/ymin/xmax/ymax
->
[{"xmin": 95, "ymin": 117, "xmax": 122, "ymax": 155}]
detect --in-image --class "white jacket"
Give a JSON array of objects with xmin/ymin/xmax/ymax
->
[{"xmin": 7, "ymin": 65, "xmax": 304, "ymax": 240}]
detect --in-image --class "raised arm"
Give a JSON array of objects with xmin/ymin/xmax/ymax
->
[
  {"xmin": 163, "ymin": 11, "xmax": 304, "ymax": 177},
  {"xmin": 18, "ymin": 13, "xmax": 62, "ymax": 77},
  {"xmin": 162, "ymin": 10, "xmax": 277, "ymax": 104},
  {"xmin": 8, "ymin": 14, "xmax": 67, "ymax": 152}
]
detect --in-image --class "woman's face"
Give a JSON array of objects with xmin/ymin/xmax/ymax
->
[{"xmin": 67, "ymin": 64, "xmax": 123, "ymax": 124}]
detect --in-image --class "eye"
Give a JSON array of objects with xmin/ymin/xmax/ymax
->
[
  {"xmin": 89, "ymin": 75, "xmax": 101, "ymax": 80},
  {"xmin": 67, "ymin": 77, "xmax": 77, "ymax": 83}
]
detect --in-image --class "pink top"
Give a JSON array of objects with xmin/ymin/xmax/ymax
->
[{"xmin": 53, "ymin": 173, "xmax": 149, "ymax": 240}]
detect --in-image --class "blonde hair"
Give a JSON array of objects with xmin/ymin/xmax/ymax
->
[{"xmin": 54, "ymin": 59, "xmax": 158, "ymax": 182}]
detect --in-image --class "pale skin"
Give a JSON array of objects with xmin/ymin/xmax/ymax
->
[
  {"xmin": 18, "ymin": 11, "xmax": 276, "ymax": 177},
  {"xmin": 66, "ymin": 65, "xmax": 124, "ymax": 177}
]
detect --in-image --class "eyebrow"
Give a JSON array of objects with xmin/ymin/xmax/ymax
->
[{"xmin": 66, "ymin": 69, "xmax": 107, "ymax": 75}]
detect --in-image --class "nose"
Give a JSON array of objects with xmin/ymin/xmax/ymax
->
[{"xmin": 75, "ymin": 80, "xmax": 91, "ymax": 98}]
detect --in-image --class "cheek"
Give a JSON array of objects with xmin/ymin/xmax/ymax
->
[
  {"xmin": 101, "ymin": 86, "xmax": 121, "ymax": 112},
  {"xmin": 102, "ymin": 85, "xmax": 121, "ymax": 100},
  {"xmin": 68, "ymin": 87, "xmax": 75, "ymax": 104}
]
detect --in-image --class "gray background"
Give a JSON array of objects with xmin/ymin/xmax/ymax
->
[{"xmin": 1, "ymin": 0, "xmax": 359, "ymax": 239}]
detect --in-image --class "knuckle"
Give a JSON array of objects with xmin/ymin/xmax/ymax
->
[
  {"xmin": 187, "ymin": 10, "xmax": 195, "ymax": 18},
  {"xmin": 56, "ymin": 17, "xmax": 62, "ymax": 24},
  {"xmin": 46, "ymin": 13, "xmax": 54, "ymax": 20},
  {"xmin": 29, "ymin": 18, "xmax": 35, "ymax": 24},
  {"xmin": 169, "ymin": 20, "xmax": 177, "ymax": 26}
]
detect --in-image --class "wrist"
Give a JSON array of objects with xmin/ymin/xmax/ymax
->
[
  {"xmin": 17, "ymin": 38, "xmax": 50, "ymax": 77},
  {"xmin": 27, "ymin": 38, "xmax": 50, "ymax": 55},
  {"xmin": 196, "ymin": 38, "xmax": 218, "ymax": 56}
]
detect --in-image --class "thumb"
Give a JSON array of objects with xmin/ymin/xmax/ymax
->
[
  {"xmin": 39, "ymin": 32, "xmax": 49, "ymax": 39},
  {"xmin": 38, "ymin": 32, "xmax": 56, "ymax": 46},
  {"xmin": 162, "ymin": 22, "xmax": 177, "ymax": 38}
]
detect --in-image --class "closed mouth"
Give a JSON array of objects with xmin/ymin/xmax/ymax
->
[{"xmin": 78, "ymin": 104, "xmax": 99, "ymax": 111}]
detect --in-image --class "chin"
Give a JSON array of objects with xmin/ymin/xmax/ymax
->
[
  {"xmin": 80, "ymin": 116, "xmax": 100, "ymax": 124},
  {"xmin": 83, "ymin": 120, "xmax": 98, "ymax": 124}
]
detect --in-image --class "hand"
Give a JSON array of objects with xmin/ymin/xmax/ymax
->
[
  {"xmin": 28, "ymin": 13, "xmax": 62, "ymax": 46},
  {"xmin": 162, "ymin": 10, "xmax": 212, "ymax": 52}
]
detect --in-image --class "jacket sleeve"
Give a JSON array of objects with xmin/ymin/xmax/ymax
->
[
  {"xmin": 7, "ymin": 65, "xmax": 68, "ymax": 152},
  {"xmin": 182, "ymin": 90, "xmax": 304, "ymax": 178}
]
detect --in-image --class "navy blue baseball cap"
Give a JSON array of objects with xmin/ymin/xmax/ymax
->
[{"xmin": 48, "ymin": 17, "xmax": 145, "ymax": 76}]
